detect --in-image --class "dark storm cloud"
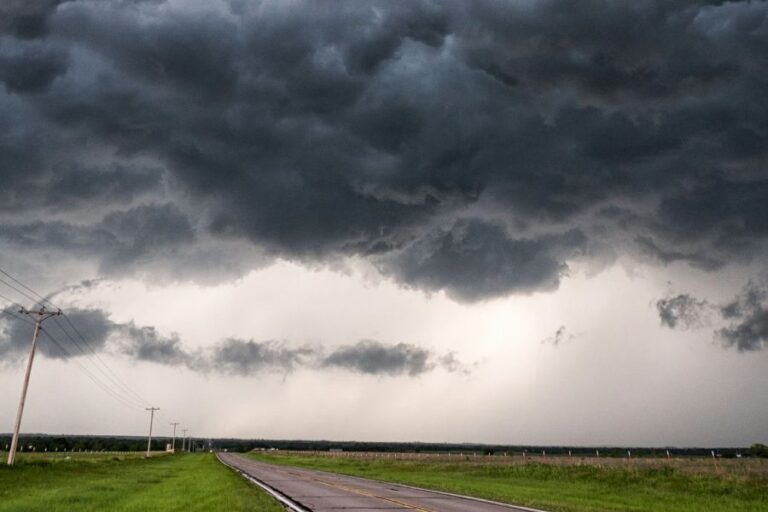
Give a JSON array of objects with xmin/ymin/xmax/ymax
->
[
  {"xmin": 43, "ymin": 166, "xmax": 161, "ymax": 211},
  {"xmin": 0, "ymin": 306, "xmax": 188, "ymax": 363},
  {"xmin": 657, "ymin": 282, "xmax": 768, "ymax": 351},
  {"xmin": 381, "ymin": 219, "xmax": 586, "ymax": 301},
  {"xmin": 1, "ymin": 0, "xmax": 768, "ymax": 299},
  {"xmin": 718, "ymin": 283, "xmax": 768, "ymax": 351},
  {"xmin": 0, "ymin": 303, "xmax": 192, "ymax": 364},
  {"xmin": 656, "ymin": 294, "xmax": 711, "ymax": 329},
  {"xmin": 115, "ymin": 323, "xmax": 192, "ymax": 366},
  {"xmin": 0, "ymin": 0, "xmax": 65, "ymax": 38},
  {"xmin": 0, "ymin": 307, "xmax": 112, "ymax": 361},
  {"xmin": 211, "ymin": 338, "xmax": 313, "ymax": 376},
  {"xmin": 0, "ymin": 43, "xmax": 69, "ymax": 94},
  {"xmin": 636, "ymin": 236, "xmax": 724, "ymax": 272},
  {"xmin": 321, "ymin": 340, "xmax": 433, "ymax": 376},
  {"xmin": 0, "ymin": 203, "xmax": 194, "ymax": 273}
]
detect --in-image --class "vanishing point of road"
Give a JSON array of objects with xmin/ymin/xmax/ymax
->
[{"xmin": 218, "ymin": 452, "xmax": 544, "ymax": 512}]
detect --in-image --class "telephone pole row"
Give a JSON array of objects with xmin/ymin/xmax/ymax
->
[
  {"xmin": 145, "ymin": 407, "xmax": 160, "ymax": 457},
  {"xmin": 170, "ymin": 422, "xmax": 180, "ymax": 453}
]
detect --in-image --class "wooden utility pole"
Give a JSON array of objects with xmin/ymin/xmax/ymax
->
[
  {"xmin": 181, "ymin": 429, "xmax": 188, "ymax": 451},
  {"xmin": 145, "ymin": 407, "xmax": 159, "ymax": 457},
  {"xmin": 7, "ymin": 307, "xmax": 61, "ymax": 466},
  {"xmin": 170, "ymin": 422, "xmax": 180, "ymax": 453}
]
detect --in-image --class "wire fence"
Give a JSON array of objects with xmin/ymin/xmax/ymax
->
[{"xmin": 266, "ymin": 450, "xmax": 768, "ymax": 477}]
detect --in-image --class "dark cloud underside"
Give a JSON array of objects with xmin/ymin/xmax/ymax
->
[{"xmin": 0, "ymin": 0, "xmax": 767, "ymax": 301}]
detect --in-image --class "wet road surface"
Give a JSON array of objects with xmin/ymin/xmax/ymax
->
[{"xmin": 217, "ymin": 452, "xmax": 543, "ymax": 512}]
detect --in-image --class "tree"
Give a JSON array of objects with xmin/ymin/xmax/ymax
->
[{"xmin": 750, "ymin": 443, "xmax": 768, "ymax": 458}]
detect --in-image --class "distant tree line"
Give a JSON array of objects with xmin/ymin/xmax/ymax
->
[
  {"xmin": 0, "ymin": 435, "xmax": 762, "ymax": 458},
  {"xmin": 211, "ymin": 438, "xmax": 756, "ymax": 458},
  {"xmin": 0, "ymin": 435, "xmax": 181, "ymax": 453},
  {"xmin": 751, "ymin": 443, "xmax": 768, "ymax": 458}
]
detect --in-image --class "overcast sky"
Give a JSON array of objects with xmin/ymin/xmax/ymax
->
[{"xmin": 1, "ymin": 0, "xmax": 767, "ymax": 447}]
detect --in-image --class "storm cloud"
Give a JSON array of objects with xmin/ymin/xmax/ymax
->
[
  {"xmin": 657, "ymin": 283, "xmax": 768, "ymax": 351},
  {"xmin": 656, "ymin": 294, "xmax": 712, "ymax": 330},
  {"xmin": 718, "ymin": 283, "xmax": 768, "ymax": 352},
  {"xmin": 0, "ymin": 306, "xmax": 111, "ymax": 360},
  {"xmin": 1, "ymin": 0, "xmax": 768, "ymax": 302},
  {"xmin": 321, "ymin": 340, "xmax": 432, "ymax": 376},
  {"xmin": 115, "ymin": 323, "xmax": 192, "ymax": 366},
  {"xmin": 381, "ymin": 219, "xmax": 586, "ymax": 301},
  {"xmin": 211, "ymin": 338, "xmax": 313, "ymax": 376}
]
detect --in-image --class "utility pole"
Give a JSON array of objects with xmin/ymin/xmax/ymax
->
[
  {"xmin": 170, "ymin": 422, "xmax": 180, "ymax": 453},
  {"xmin": 181, "ymin": 429, "xmax": 188, "ymax": 451},
  {"xmin": 145, "ymin": 407, "xmax": 159, "ymax": 457},
  {"xmin": 7, "ymin": 307, "xmax": 61, "ymax": 466}
]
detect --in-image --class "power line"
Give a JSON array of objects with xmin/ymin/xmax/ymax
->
[
  {"xmin": 0, "ymin": 308, "xmax": 37, "ymax": 327},
  {"xmin": 0, "ymin": 290, "xmax": 29, "ymax": 311},
  {"xmin": 0, "ymin": 268, "xmax": 54, "ymax": 308},
  {"xmin": 0, "ymin": 265, "xmax": 154, "ymax": 409},
  {"xmin": 0, "ymin": 277, "xmax": 44, "ymax": 308},
  {"xmin": 40, "ymin": 328, "xmax": 145, "ymax": 411},
  {"xmin": 50, "ymin": 316, "xmax": 151, "ymax": 408},
  {"xmin": 0, "ymin": 266, "xmax": 173, "ymax": 437},
  {"xmin": 58, "ymin": 314, "xmax": 153, "ymax": 407}
]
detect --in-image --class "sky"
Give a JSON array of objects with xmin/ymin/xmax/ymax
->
[{"xmin": 1, "ymin": 0, "xmax": 767, "ymax": 447}]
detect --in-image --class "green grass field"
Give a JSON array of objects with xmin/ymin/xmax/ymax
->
[
  {"xmin": 248, "ymin": 452, "xmax": 768, "ymax": 512},
  {"xmin": 0, "ymin": 453, "xmax": 282, "ymax": 512}
]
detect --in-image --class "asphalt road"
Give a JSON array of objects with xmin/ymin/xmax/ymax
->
[{"xmin": 218, "ymin": 452, "xmax": 540, "ymax": 512}]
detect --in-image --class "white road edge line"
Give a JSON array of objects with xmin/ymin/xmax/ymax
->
[
  {"xmin": 216, "ymin": 453, "xmax": 311, "ymax": 512},
  {"xmin": 303, "ymin": 468, "xmax": 549, "ymax": 512},
  {"xmin": 389, "ymin": 482, "xmax": 549, "ymax": 512}
]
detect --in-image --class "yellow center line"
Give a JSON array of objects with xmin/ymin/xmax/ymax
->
[
  {"xmin": 273, "ymin": 466, "xmax": 437, "ymax": 512},
  {"xmin": 309, "ymin": 476, "xmax": 437, "ymax": 512}
]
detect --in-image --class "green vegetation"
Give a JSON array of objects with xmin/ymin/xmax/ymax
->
[
  {"xmin": 752, "ymin": 444, "xmax": 768, "ymax": 458},
  {"xmin": 0, "ymin": 453, "xmax": 282, "ymax": 512},
  {"xmin": 249, "ymin": 452, "xmax": 768, "ymax": 512}
]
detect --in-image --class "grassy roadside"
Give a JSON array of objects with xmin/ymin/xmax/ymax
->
[
  {"xmin": 248, "ymin": 452, "xmax": 768, "ymax": 512},
  {"xmin": 0, "ymin": 453, "xmax": 282, "ymax": 512}
]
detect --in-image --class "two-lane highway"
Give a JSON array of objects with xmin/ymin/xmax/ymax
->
[{"xmin": 218, "ymin": 452, "xmax": 543, "ymax": 512}]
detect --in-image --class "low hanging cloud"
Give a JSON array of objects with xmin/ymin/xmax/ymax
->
[
  {"xmin": 321, "ymin": 340, "xmax": 431, "ymax": 376},
  {"xmin": 380, "ymin": 218, "xmax": 587, "ymax": 302},
  {"xmin": 656, "ymin": 294, "xmax": 712, "ymax": 329},
  {"xmin": 636, "ymin": 236, "xmax": 724, "ymax": 272},
  {"xmin": 0, "ymin": 203, "xmax": 194, "ymax": 274},
  {"xmin": 718, "ymin": 283, "xmax": 768, "ymax": 352},
  {"xmin": 657, "ymin": 282, "xmax": 768, "ymax": 351},
  {"xmin": 0, "ymin": 306, "xmax": 111, "ymax": 360},
  {"xmin": 115, "ymin": 323, "xmax": 194, "ymax": 367},
  {"xmin": 541, "ymin": 325, "xmax": 576, "ymax": 346},
  {"xmin": 0, "ymin": 306, "xmax": 467, "ymax": 377},
  {"xmin": 211, "ymin": 338, "xmax": 313, "ymax": 376}
]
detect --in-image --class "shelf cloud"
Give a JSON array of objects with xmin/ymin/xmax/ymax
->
[{"xmin": 0, "ymin": 0, "xmax": 766, "ymax": 304}]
